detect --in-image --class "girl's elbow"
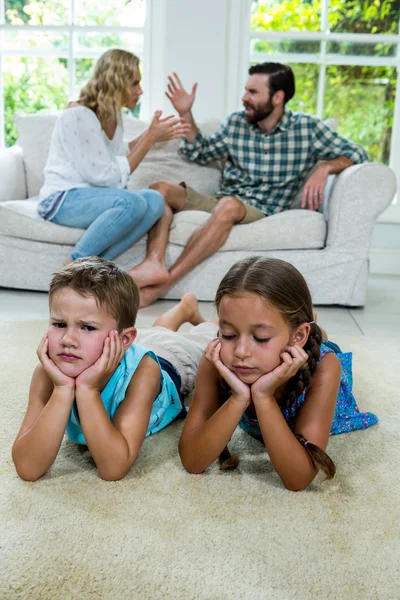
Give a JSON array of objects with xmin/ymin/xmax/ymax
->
[{"xmin": 179, "ymin": 451, "xmax": 206, "ymax": 474}]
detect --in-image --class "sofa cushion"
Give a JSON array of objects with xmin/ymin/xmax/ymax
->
[
  {"xmin": 0, "ymin": 197, "xmax": 326, "ymax": 251},
  {"xmin": 0, "ymin": 146, "xmax": 27, "ymax": 202},
  {"xmin": 0, "ymin": 197, "xmax": 85, "ymax": 245},
  {"xmin": 124, "ymin": 118, "xmax": 223, "ymax": 196},
  {"xmin": 13, "ymin": 111, "xmax": 222, "ymax": 198},
  {"xmin": 14, "ymin": 112, "xmax": 59, "ymax": 198},
  {"xmin": 169, "ymin": 209, "xmax": 326, "ymax": 251}
]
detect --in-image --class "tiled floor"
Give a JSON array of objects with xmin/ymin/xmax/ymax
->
[{"xmin": 1, "ymin": 273, "xmax": 399, "ymax": 336}]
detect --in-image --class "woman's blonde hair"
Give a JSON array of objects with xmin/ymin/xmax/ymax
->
[{"xmin": 77, "ymin": 48, "xmax": 140, "ymax": 127}]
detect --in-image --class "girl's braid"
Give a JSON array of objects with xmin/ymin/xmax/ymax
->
[{"xmin": 279, "ymin": 323, "xmax": 323, "ymax": 411}]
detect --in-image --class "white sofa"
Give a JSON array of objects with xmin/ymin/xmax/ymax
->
[{"xmin": 0, "ymin": 112, "xmax": 396, "ymax": 306}]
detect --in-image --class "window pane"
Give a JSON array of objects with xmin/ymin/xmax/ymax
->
[
  {"xmin": 76, "ymin": 0, "xmax": 146, "ymax": 27},
  {"xmin": 251, "ymin": 0, "xmax": 320, "ymax": 32},
  {"xmin": 5, "ymin": 0, "xmax": 70, "ymax": 26},
  {"xmin": 3, "ymin": 56, "xmax": 68, "ymax": 146},
  {"xmin": 3, "ymin": 30, "xmax": 69, "ymax": 53},
  {"xmin": 328, "ymin": 0, "xmax": 399, "ymax": 35},
  {"xmin": 286, "ymin": 63, "xmax": 319, "ymax": 114},
  {"xmin": 323, "ymin": 66, "xmax": 396, "ymax": 164},
  {"xmin": 75, "ymin": 32, "xmax": 144, "ymax": 56},
  {"xmin": 326, "ymin": 41, "xmax": 397, "ymax": 58},
  {"xmin": 251, "ymin": 39, "xmax": 320, "ymax": 57}
]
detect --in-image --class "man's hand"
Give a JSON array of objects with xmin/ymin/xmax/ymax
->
[
  {"xmin": 301, "ymin": 163, "xmax": 331, "ymax": 210},
  {"xmin": 204, "ymin": 338, "xmax": 251, "ymax": 407},
  {"xmin": 37, "ymin": 334, "xmax": 75, "ymax": 390},
  {"xmin": 76, "ymin": 330, "xmax": 125, "ymax": 392},
  {"xmin": 166, "ymin": 72, "xmax": 198, "ymax": 117},
  {"xmin": 147, "ymin": 110, "xmax": 191, "ymax": 144},
  {"xmin": 251, "ymin": 345, "xmax": 308, "ymax": 402}
]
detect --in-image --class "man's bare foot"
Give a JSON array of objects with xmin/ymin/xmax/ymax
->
[
  {"xmin": 128, "ymin": 258, "xmax": 170, "ymax": 288},
  {"xmin": 139, "ymin": 283, "xmax": 169, "ymax": 308},
  {"xmin": 180, "ymin": 293, "xmax": 206, "ymax": 326}
]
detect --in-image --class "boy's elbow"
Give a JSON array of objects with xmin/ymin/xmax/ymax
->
[{"xmin": 14, "ymin": 463, "xmax": 46, "ymax": 482}]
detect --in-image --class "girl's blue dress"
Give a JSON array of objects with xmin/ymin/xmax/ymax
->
[{"xmin": 239, "ymin": 340, "xmax": 378, "ymax": 441}]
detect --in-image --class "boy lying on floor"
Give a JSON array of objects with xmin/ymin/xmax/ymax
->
[{"xmin": 12, "ymin": 257, "xmax": 217, "ymax": 481}]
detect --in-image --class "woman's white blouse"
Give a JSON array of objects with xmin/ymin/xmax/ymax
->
[{"xmin": 39, "ymin": 106, "xmax": 131, "ymax": 199}]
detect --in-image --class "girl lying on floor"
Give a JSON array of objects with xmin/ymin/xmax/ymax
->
[{"xmin": 179, "ymin": 256, "xmax": 378, "ymax": 491}]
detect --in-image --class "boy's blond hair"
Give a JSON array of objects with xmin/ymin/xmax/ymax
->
[{"xmin": 49, "ymin": 257, "xmax": 140, "ymax": 330}]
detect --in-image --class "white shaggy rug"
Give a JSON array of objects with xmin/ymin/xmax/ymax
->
[{"xmin": 1, "ymin": 320, "xmax": 399, "ymax": 600}]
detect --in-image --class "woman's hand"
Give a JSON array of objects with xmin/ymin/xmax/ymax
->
[
  {"xmin": 147, "ymin": 110, "xmax": 191, "ymax": 144},
  {"xmin": 76, "ymin": 330, "xmax": 125, "ymax": 392},
  {"xmin": 204, "ymin": 338, "xmax": 251, "ymax": 407},
  {"xmin": 251, "ymin": 345, "xmax": 309, "ymax": 402},
  {"xmin": 165, "ymin": 72, "xmax": 198, "ymax": 116}
]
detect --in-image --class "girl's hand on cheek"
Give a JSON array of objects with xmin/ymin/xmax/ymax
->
[
  {"xmin": 76, "ymin": 331, "xmax": 125, "ymax": 391},
  {"xmin": 251, "ymin": 345, "xmax": 308, "ymax": 402},
  {"xmin": 37, "ymin": 334, "xmax": 75, "ymax": 390},
  {"xmin": 204, "ymin": 338, "xmax": 251, "ymax": 406}
]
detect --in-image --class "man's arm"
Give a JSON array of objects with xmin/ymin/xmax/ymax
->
[
  {"xmin": 166, "ymin": 72, "xmax": 198, "ymax": 142},
  {"xmin": 302, "ymin": 120, "xmax": 369, "ymax": 210},
  {"xmin": 301, "ymin": 156, "xmax": 354, "ymax": 210}
]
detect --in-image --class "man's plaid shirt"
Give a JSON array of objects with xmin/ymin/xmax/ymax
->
[{"xmin": 180, "ymin": 109, "xmax": 368, "ymax": 216}]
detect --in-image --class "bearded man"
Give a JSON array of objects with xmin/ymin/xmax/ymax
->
[{"xmin": 129, "ymin": 63, "xmax": 368, "ymax": 307}]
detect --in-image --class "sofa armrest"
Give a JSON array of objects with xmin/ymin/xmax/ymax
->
[
  {"xmin": 0, "ymin": 146, "xmax": 27, "ymax": 202},
  {"xmin": 325, "ymin": 162, "xmax": 396, "ymax": 251}
]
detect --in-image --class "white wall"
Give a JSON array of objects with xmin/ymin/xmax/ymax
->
[{"xmin": 148, "ymin": 0, "xmax": 400, "ymax": 274}]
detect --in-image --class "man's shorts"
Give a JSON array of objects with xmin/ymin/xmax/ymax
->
[
  {"xmin": 180, "ymin": 183, "xmax": 265, "ymax": 225},
  {"xmin": 135, "ymin": 321, "xmax": 218, "ymax": 399}
]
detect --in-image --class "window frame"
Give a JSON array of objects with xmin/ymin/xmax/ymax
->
[
  {"xmin": 227, "ymin": 0, "xmax": 400, "ymax": 223},
  {"xmin": 0, "ymin": 0, "xmax": 151, "ymax": 148}
]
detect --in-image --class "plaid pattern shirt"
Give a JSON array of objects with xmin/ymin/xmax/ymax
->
[{"xmin": 180, "ymin": 109, "xmax": 368, "ymax": 216}]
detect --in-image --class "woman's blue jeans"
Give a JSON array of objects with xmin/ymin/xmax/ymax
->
[{"xmin": 51, "ymin": 187, "xmax": 164, "ymax": 261}]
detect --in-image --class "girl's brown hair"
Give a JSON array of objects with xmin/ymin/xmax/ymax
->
[
  {"xmin": 215, "ymin": 256, "xmax": 335, "ymax": 479},
  {"xmin": 77, "ymin": 49, "xmax": 140, "ymax": 128}
]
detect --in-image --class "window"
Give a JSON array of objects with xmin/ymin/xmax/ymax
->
[
  {"xmin": 0, "ymin": 0, "xmax": 148, "ymax": 147},
  {"xmin": 249, "ymin": 0, "xmax": 399, "ymax": 165}
]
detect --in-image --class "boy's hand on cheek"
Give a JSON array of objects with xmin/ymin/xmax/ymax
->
[
  {"xmin": 204, "ymin": 338, "xmax": 251, "ymax": 407},
  {"xmin": 37, "ymin": 334, "xmax": 75, "ymax": 391},
  {"xmin": 251, "ymin": 345, "xmax": 308, "ymax": 402},
  {"xmin": 76, "ymin": 330, "xmax": 125, "ymax": 392}
]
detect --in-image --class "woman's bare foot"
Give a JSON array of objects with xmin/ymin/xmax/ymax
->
[
  {"xmin": 128, "ymin": 256, "xmax": 170, "ymax": 288},
  {"xmin": 180, "ymin": 293, "xmax": 206, "ymax": 326},
  {"xmin": 139, "ymin": 283, "xmax": 169, "ymax": 308}
]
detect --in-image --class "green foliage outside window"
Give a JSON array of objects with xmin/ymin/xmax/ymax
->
[
  {"xmin": 251, "ymin": 0, "xmax": 398, "ymax": 163},
  {"xmin": 3, "ymin": 0, "xmax": 143, "ymax": 145}
]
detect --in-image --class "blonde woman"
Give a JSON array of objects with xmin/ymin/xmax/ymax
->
[{"xmin": 37, "ymin": 49, "xmax": 190, "ymax": 263}]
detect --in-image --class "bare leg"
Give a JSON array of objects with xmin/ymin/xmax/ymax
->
[
  {"xmin": 128, "ymin": 182, "xmax": 186, "ymax": 287},
  {"xmin": 140, "ymin": 196, "xmax": 246, "ymax": 307},
  {"xmin": 153, "ymin": 293, "xmax": 206, "ymax": 331}
]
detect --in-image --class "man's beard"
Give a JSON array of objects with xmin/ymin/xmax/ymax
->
[{"xmin": 244, "ymin": 98, "xmax": 274, "ymax": 124}]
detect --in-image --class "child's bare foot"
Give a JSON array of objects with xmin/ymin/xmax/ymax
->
[
  {"xmin": 128, "ymin": 256, "xmax": 170, "ymax": 289},
  {"xmin": 180, "ymin": 293, "xmax": 205, "ymax": 326}
]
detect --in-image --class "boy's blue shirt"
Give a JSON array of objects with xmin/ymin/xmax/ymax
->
[{"xmin": 66, "ymin": 343, "xmax": 183, "ymax": 445}]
